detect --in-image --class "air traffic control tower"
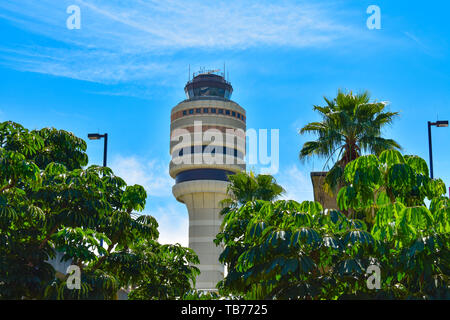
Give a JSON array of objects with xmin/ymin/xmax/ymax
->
[{"xmin": 169, "ymin": 69, "xmax": 246, "ymax": 290}]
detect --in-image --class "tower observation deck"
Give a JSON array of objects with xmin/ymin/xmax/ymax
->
[{"xmin": 169, "ymin": 70, "xmax": 246, "ymax": 290}]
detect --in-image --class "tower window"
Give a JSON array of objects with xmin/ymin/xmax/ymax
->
[
  {"xmin": 211, "ymin": 108, "xmax": 216, "ymax": 113},
  {"xmin": 232, "ymin": 111, "xmax": 236, "ymax": 117},
  {"xmin": 183, "ymin": 110, "xmax": 187, "ymax": 116},
  {"xmin": 237, "ymin": 113, "xmax": 241, "ymax": 119},
  {"xmin": 219, "ymin": 109, "xmax": 224, "ymax": 114},
  {"xmin": 203, "ymin": 108, "xmax": 209, "ymax": 113},
  {"xmin": 189, "ymin": 109, "xmax": 194, "ymax": 114},
  {"xmin": 196, "ymin": 108, "xmax": 201, "ymax": 113},
  {"xmin": 225, "ymin": 110, "xmax": 230, "ymax": 115}
]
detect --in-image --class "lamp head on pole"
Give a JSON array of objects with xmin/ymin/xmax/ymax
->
[
  {"xmin": 88, "ymin": 133, "xmax": 105, "ymax": 140},
  {"xmin": 436, "ymin": 120, "xmax": 449, "ymax": 127}
]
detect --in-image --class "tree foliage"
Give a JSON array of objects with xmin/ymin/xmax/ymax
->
[
  {"xmin": 0, "ymin": 121, "xmax": 198, "ymax": 299},
  {"xmin": 337, "ymin": 150, "xmax": 446, "ymax": 221},
  {"xmin": 299, "ymin": 90, "xmax": 401, "ymax": 195},
  {"xmin": 216, "ymin": 165, "xmax": 449, "ymax": 299},
  {"xmin": 128, "ymin": 241, "xmax": 200, "ymax": 300},
  {"xmin": 221, "ymin": 171, "xmax": 285, "ymax": 209}
]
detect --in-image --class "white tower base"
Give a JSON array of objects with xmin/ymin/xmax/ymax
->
[{"xmin": 172, "ymin": 180, "xmax": 228, "ymax": 290}]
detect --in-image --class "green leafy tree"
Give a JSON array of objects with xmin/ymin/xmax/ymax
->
[
  {"xmin": 337, "ymin": 150, "xmax": 445, "ymax": 211},
  {"xmin": 299, "ymin": 90, "xmax": 401, "ymax": 195},
  {"xmin": 182, "ymin": 290, "xmax": 221, "ymax": 300},
  {"xmin": 222, "ymin": 171, "xmax": 285, "ymax": 208},
  {"xmin": 214, "ymin": 171, "xmax": 284, "ymax": 297},
  {"xmin": 216, "ymin": 199, "xmax": 377, "ymax": 299},
  {"xmin": 128, "ymin": 241, "xmax": 200, "ymax": 300},
  {"xmin": 0, "ymin": 121, "xmax": 198, "ymax": 299},
  {"xmin": 215, "ymin": 151, "xmax": 449, "ymax": 299},
  {"xmin": 337, "ymin": 150, "xmax": 449, "ymax": 299}
]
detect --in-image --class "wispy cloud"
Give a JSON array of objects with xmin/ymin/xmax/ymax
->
[
  {"xmin": 276, "ymin": 164, "xmax": 314, "ymax": 202},
  {"xmin": 109, "ymin": 155, "xmax": 173, "ymax": 197},
  {"xmin": 144, "ymin": 204, "xmax": 189, "ymax": 247},
  {"xmin": 0, "ymin": 0, "xmax": 361, "ymax": 84},
  {"xmin": 403, "ymin": 31, "xmax": 440, "ymax": 57}
]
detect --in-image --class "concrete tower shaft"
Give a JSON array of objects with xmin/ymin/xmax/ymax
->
[{"xmin": 169, "ymin": 71, "xmax": 246, "ymax": 290}]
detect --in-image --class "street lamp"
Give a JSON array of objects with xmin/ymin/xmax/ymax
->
[
  {"xmin": 88, "ymin": 133, "xmax": 108, "ymax": 251},
  {"xmin": 88, "ymin": 133, "xmax": 108, "ymax": 167},
  {"xmin": 427, "ymin": 121, "xmax": 448, "ymax": 179}
]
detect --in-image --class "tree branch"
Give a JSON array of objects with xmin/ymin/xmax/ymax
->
[
  {"xmin": 0, "ymin": 180, "xmax": 16, "ymax": 193},
  {"xmin": 39, "ymin": 223, "xmax": 60, "ymax": 249},
  {"xmin": 90, "ymin": 242, "xmax": 115, "ymax": 272}
]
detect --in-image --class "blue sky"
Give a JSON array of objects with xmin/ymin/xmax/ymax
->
[{"xmin": 1, "ymin": 0, "xmax": 449, "ymax": 245}]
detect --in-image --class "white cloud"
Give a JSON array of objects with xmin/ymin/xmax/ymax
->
[
  {"xmin": 74, "ymin": 0, "xmax": 352, "ymax": 50},
  {"xmin": 403, "ymin": 31, "xmax": 440, "ymax": 57},
  {"xmin": 0, "ymin": 0, "xmax": 361, "ymax": 84},
  {"xmin": 109, "ymin": 155, "xmax": 173, "ymax": 197},
  {"xmin": 275, "ymin": 164, "xmax": 314, "ymax": 202},
  {"xmin": 143, "ymin": 203, "xmax": 189, "ymax": 247},
  {"xmin": 1, "ymin": 0, "xmax": 354, "ymax": 50}
]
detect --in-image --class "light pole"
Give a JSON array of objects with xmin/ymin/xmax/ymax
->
[
  {"xmin": 427, "ymin": 121, "xmax": 448, "ymax": 179},
  {"xmin": 88, "ymin": 133, "xmax": 108, "ymax": 251},
  {"xmin": 88, "ymin": 133, "xmax": 108, "ymax": 167}
]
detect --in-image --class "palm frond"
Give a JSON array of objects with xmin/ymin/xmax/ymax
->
[{"xmin": 299, "ymin": 89, "xmax": 401, "ymax": 166}]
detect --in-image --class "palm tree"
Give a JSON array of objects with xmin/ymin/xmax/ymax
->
[
  {"xmin": 299, "ymin": 89, "xmax": 401, "ymax": 194},
  {"xmin": 221, "ymin": 171, "xmax": 285, "ymax": 208}
]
